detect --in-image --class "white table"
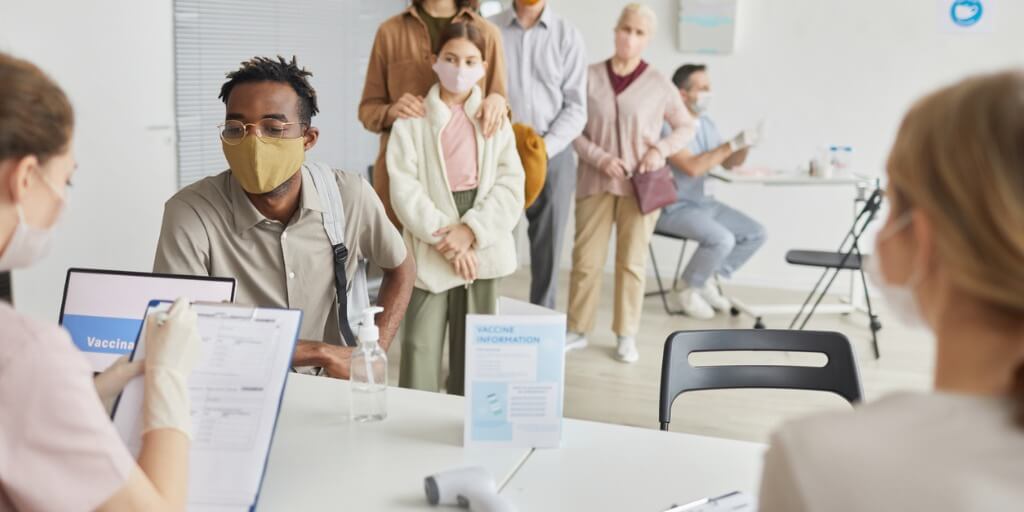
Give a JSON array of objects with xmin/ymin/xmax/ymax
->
[
  {"xmin": 502, "ymin": 419, "xmax": 765, "ymax": 511},
  {"xmin": 255, "ymin": 374, "xmax": 532, "ymax": 511},
  {"xmin": 256, "ymin": 374, "xmax": 765, "ymax": 511},
  {"xmin": 710, "ymin": 168, "xmax": 871, "ymax": 186}
]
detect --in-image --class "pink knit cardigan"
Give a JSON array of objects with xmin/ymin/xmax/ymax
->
[{"xmin": 573, "ymin": 61, "xmax": 696, "ymax": 198}]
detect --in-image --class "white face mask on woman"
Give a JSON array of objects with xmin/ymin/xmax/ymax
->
[
  {"xmin": 865, "ymin": 211, "xmax": 925, "ymax": 328},
  {"xmin": 0, "ymin": 170, "xmax": 65, "ymax": 271}
]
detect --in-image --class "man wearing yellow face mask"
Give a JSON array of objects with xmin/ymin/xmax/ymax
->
[{"xmin": 154, "ymin": 56, "xmax": 416, "ymax": 378}]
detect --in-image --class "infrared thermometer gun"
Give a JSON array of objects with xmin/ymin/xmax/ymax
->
[{"xmin": 424, "ymin": 466, "xmax": 517, "ymax": 512}]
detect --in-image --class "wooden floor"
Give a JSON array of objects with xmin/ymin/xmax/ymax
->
[{"xmin": 387, "ymin": 268, "xmax": 935, "ymax": 443}]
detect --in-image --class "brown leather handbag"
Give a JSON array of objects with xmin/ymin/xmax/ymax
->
[
  {"xmin": 614, "ymin": 100, "xmax": 678, "ymax": 215},
  {"xmin": 630, "ymin": 164, "xmax": 677, "ymax": 215}
]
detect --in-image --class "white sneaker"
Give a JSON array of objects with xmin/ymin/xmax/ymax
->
[
  {"xmin": 565, "ymin": 331, "xmax": 588, "ymax": 352},
  {"xmin": 677, "ymin": 288, "xmax": 715, "ymax": 320},
  {"xmin": 699, "ymin": 282, "xmax": 731, "ymax": 312},
  {"xmin": 615, "ymin": 336, "xmax": 639, "ymax": 363}
]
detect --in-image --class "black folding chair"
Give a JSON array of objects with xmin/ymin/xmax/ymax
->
[
  {"xmin": 659, "ymin": 329, "xmax": 862, "ymax": 431},
  {"xmin": 0, "ymin": 271, "xmax": 11, "ymax": 303},
  {"xmin": 645, "ymin": 230, "xmax": 691, "ymax": 315},
  {"xmin": 786, "ymin": 187, "xmax": 885, "ymax": 358},
  {"xmin": 646, "ymin": 230, "xmax": 741, "ymax": 318},
  {"xmin": 363, "ymin": 164, "xmax": 383, "ymax": 302}
]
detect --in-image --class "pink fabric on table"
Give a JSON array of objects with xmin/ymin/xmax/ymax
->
[
  {"xmin": 0, "ymin": 302, "xmax": 134, "ymax": 512},
  {"xmin": 440, "ymin": 104, "xmax": 480, "ymax": 192}
]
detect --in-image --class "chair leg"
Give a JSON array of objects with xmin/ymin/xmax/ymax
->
[
  {"xmin": 659, "ymin": 421, "xmax": 670, "ymax": 431},
  {"xmin": 671, "ymin": 240, "xmax": 688, "ymax": 291},
  {"xmin": 858, "ymin": 266, "xmax": 882, "ymax": 359},
  {"xmin": 800, "ymin": 266, "xmax": 845, "ymax": 330},
  {"xmin": 648, "ymin": 244, "xmax": 673, "ymax": 315},
  {"xmin": 789, "ymin": 267, "xmax": 830, "ymax": 329}
]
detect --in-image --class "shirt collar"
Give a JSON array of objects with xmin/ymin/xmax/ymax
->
[
  {"xmin": 426, "ymin": 83, "xmax": 483, "ymax": 132},
  {"xmin": 229, "ymin": 165, "xmax": 323, "ymax": 235},
  {"xmin": 406, "ymin": 4, "xmax": 475, "ymax": 23},
  {"xmin": 502, "ymin": 4, "xmax": 553, "ymax": 29}
]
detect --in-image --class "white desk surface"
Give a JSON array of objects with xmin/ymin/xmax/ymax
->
[
  {"xmin": 256, "ymin": 374, "xmax": 532, "ymax": 511},
  {"xmin": 712, "ymin": 168, "xmax": 872, "ymax": 186},
  {"xmin": 502, "ymin": 419, "xmax": 766, "ymax": 512}
]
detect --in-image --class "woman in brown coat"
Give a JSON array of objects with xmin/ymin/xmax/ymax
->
[{"xmin": 359, "ymin": 0, "xmax": 509, "ymax": 226}]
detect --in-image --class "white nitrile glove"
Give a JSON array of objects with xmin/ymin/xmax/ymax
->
[
  {"xmin": 729, "ymin": 122, "xmax": 765, "ymax": 152},
  {"xmin": 724, "ymin": 129, "xmax": 757, "ymax": 150},
  {"xmin": 142, "ymin": 297, "xmax": 201, "ymax": 438},
  {"xmin": 94, "ymin": 355, "xmax": 145, "ymax": 413}
]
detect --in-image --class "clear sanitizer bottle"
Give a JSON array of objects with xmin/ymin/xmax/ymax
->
[{"xmin": 350, "ymin": 306, "xmax": 387, "ymax": 422}]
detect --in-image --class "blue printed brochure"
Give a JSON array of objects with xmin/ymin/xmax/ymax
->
[{"xmin": 465, "ymin": 297, "xmax": 566, "ymax": 449}]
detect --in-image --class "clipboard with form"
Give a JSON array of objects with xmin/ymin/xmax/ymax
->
[{"xmin": 112, "ymin": 300, "xmax": 302, "ymax": 512}]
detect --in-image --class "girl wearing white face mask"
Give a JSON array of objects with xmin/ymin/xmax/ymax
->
[
  {"xmin": 758, "ymin": 71, "xmax": 1024, "ymax": 511},
  {"xmin": 0, "ymin": 53, "xmax": 202, "ymax": 511},
  {"xmin": 385, "ymin": 22, "xmax": 525, "ymax": 395}
]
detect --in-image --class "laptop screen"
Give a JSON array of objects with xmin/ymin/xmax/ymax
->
[{"xmin": 58, "ymin": 268, "xmax": 235, "ymax": 372}]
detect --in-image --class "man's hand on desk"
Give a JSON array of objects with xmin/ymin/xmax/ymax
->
[{"xmin": 293, "ymin": 341, "xmax": 353, "ymax": 380}]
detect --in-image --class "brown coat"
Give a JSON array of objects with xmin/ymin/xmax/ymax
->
[{"xmin": 359, "ymin": 5, "xmax": 508, "ymax": 226}]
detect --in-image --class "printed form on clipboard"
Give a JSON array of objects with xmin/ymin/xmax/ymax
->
[{"xmin": 112, "ymin": 300, "xmax": 302, "ymax": 512}]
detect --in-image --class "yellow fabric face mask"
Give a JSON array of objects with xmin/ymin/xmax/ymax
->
[{"xmin": 222, "ymin": 134, "xmax": 306, "ymax": 194}]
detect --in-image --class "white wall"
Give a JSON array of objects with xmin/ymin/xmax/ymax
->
[
  {"xmin": 4, "ymin": 0, "xmax": 1022, "ymax": 321},
  {"xmin": 551, "ymin": 0, "xmax": 1024, "ymax": 291},
  {"xmin": 0, "ymin": 1, "xmax": 177, "ymax": 320}
]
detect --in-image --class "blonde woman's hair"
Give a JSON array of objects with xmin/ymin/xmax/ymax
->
[
  {"xmin": 886, "ymin": 70, "xmax": 1024, "ymax": 421},
  {"xmin": 617, "ymin": 3, "xmax": 657, "ymax": 34}
]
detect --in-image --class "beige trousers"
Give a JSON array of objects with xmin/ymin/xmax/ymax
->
[{"xmin": 567, "ymin": 192, "xmax": 660, "ymax": 337}]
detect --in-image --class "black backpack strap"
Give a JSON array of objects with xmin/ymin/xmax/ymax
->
[{"xmin": 333, "ymin": 243, "xmax": 357, "ymax": 347}]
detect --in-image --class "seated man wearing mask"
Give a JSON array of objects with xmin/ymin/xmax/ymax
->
[
  {"xmin": 657, "ymin": 63, "xmax": 766, "ymax": 320},
  {"xmin": 155, "ymin": 56, "xmax": 416, "ymax": 377}
]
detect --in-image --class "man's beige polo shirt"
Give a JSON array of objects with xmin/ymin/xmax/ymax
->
[{"xmin": 153, "ymin": 165, "xmax": 406, "ymax": 344}]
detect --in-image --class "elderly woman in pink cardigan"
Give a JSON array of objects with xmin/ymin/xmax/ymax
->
[{"xmin": 565, "ymin": 3, "xmax": 695, "ymax": 364}]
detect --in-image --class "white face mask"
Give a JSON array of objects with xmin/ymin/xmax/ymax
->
[
  {"xmin": 0, "ymin": 172, "xmax": 64, "ymax": 271},
  {"xmin": 865, "ymin": 212, "xmax": 925, "ymax": 328},
  {"xmin": 692, "ymin": 91, "xmax": 713, "ymax": 114}
]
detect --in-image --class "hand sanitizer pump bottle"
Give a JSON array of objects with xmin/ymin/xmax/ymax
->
[{"xmin": 350, "ymin": 306, "xmax": 387, "ymax": 422}]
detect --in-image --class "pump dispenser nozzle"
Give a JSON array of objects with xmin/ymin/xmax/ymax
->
[{"xmin": 358, "ymin": 306, "xmax": 384, "ymax": 343}]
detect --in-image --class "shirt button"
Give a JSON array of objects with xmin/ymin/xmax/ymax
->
[
  {"xmin": 281, "ymin": 232, "xmax": 288, "ymax": 242},
  {"xmin": 288, "ymin": 272, "xmax": 296, "ymax": 279}
]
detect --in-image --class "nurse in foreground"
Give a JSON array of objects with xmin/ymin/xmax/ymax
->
[
  {"xmin": 0, "ymin": 52, "xmax": 200, "ymax": 511},
  {"xmin": 758, "ymin": 70, "xmax": 1024, "ymax": 510}
]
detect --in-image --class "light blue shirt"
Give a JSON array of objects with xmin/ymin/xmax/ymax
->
[
  {"xmin": 490, "ymin": 6, "xmax": 587, "ymax": 157},
  {"xmin": 668, "ymin": 114, "xmax": 722, "ymax": 208}
]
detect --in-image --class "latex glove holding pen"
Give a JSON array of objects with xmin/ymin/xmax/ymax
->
[
  {"xmin": 434, "ymin": 223, "xmax": 478, "ymax": 283},
  {"xmin": 142, "ymin": 297, "xmax": 201, "ymax": 439},
  {"xmin": 729, "ymin": 122, "xmax": 765, "ymax": 152}
]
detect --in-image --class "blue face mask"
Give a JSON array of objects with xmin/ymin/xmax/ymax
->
[
  {"xmin": 866, "ymin": 212, "xmax": 925, "ymax": 328},
  {"xmin": 0, "ymin": 171, "xmax": 64, "ymax": 271}
]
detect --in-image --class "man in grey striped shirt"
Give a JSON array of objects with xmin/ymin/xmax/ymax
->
[{"xmin": 490, "ymin": 0, "xmax": 587, "ymax": 312}]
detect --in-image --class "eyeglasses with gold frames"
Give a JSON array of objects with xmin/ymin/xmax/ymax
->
[{"xmin": 218, "ymin": 119, "xmax": 308, "ymax": 145}]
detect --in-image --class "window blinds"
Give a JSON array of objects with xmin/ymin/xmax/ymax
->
[{"xmin": 173, "ymin": 0, "xmax": 405, "ymax": 188}]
